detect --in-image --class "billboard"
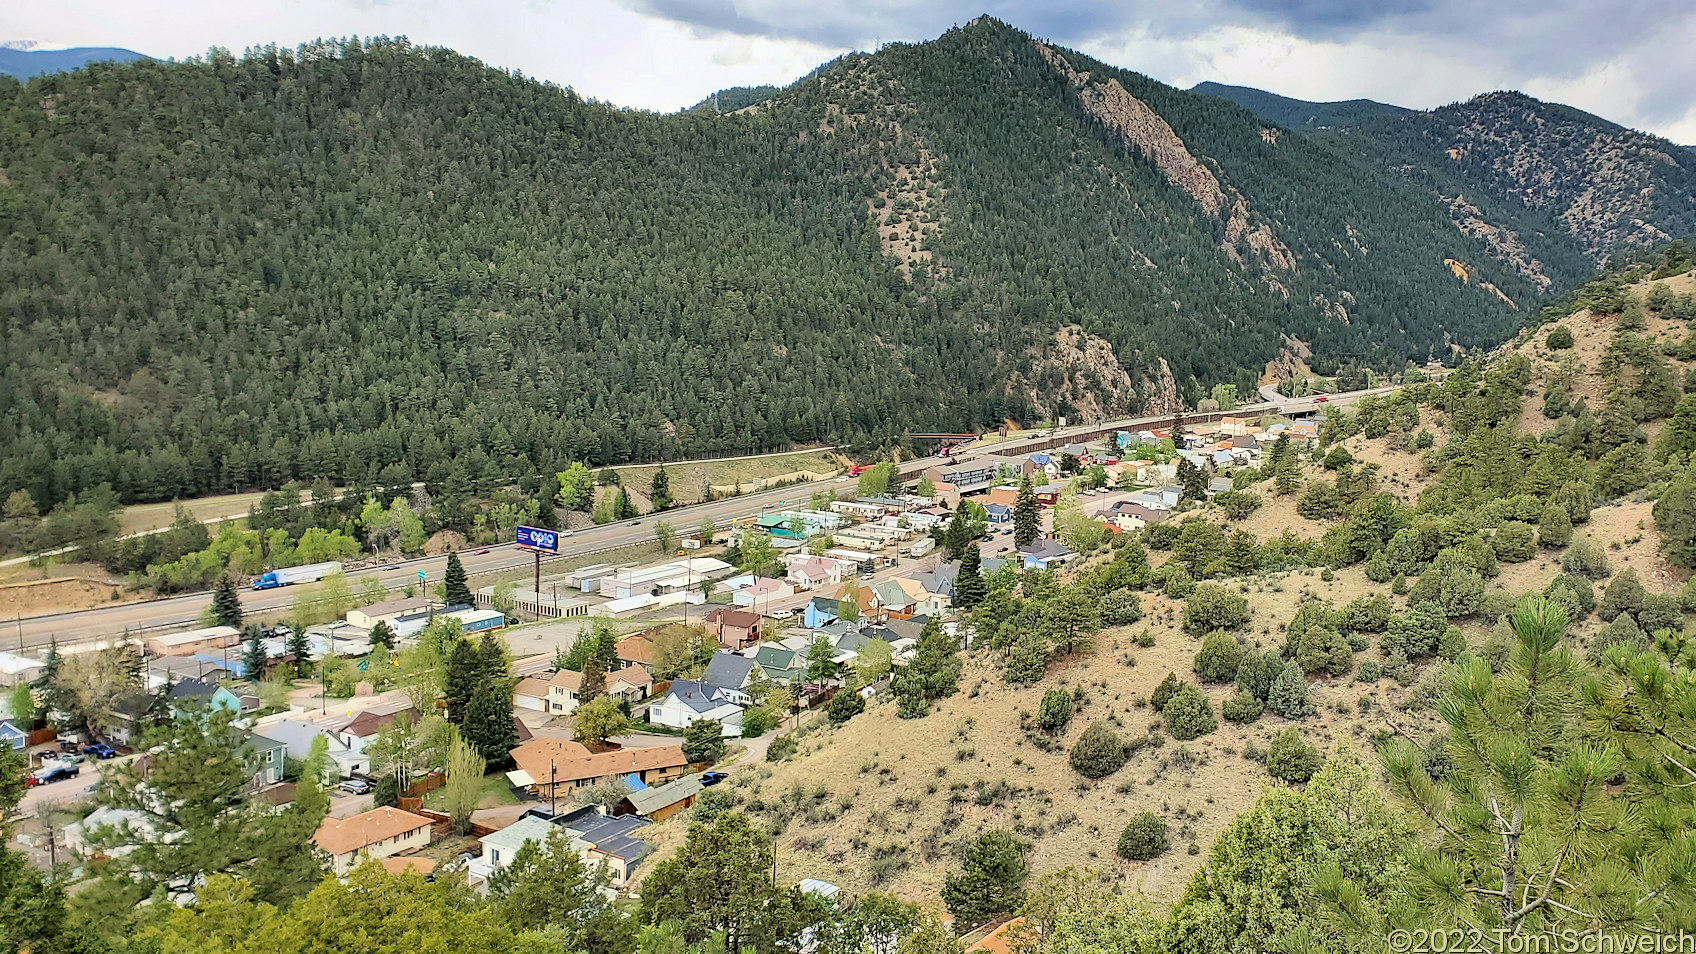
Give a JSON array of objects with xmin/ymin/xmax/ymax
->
[{"xmin": 515, "ymin": 525, "xmax": 559, "ymax": 553}]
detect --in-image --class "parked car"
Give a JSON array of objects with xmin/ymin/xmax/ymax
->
[
  {"xmin": 45, "ymin": 752, "xmax": 85, "ymax": 766},
  {"xmin": 32, "ymin": 764, "xmax": 80, "ymax": 785},
  {"xmin": 82, "ymin": 743, "xmax": 119, "ymax": 759},
  {"xmin": 770, "ymin": 608, "xmax": 794, "ymax": 620},
  {"xmin": 699, "ymin": 772, "xmax": 728, "ymax": 786},
  {"xmin": 338, "ymin": 778, "xmax": 373, "ymax": 795}
]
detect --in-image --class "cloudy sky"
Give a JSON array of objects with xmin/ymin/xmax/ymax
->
[{"xmin": 6, "ymin": 0, "xmax": 1694, "ymax": 141}]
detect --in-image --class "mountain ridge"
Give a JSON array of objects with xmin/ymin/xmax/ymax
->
[
  {"xmin": 0, "ymin": 20, "xmax": 1680, "ymax": 508},
  {"xmin": 0, "ymin": 44, "xmax": 146, "ymax": 80}
]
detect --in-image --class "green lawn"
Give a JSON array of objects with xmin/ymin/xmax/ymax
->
[{"xmin": 424, "ymin": 773, "xmax": 520, "ymax": 811}]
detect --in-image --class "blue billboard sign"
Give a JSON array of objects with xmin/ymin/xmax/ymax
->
[{"xmin": 515, "ymin": 525, "xmax": 559, "ymax": 553}]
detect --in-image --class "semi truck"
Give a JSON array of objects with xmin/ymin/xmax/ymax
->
[{"xmin": 251, "ymin": 561, "xmax": 345, "ymax": 590}]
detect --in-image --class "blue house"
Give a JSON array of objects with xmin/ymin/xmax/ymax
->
[
  {"xmin": 804, "ymin": 597, "xmax": 841, "ymax": 629},
  {"xmin": 169, "ymin": 678, "xmax": 243, "ymax": 721},
  {"xmin": 1, "ymin": 719, "xmax": 26, "ymax": 750},
  {"xmin": 984, "ymin": 503, "xmax": 1013, "ymax": 525}
]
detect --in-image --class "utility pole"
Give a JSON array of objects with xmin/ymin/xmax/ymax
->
[{"xmin": 550, "ymin": 761, "xmax": 557, "ymax": 817}]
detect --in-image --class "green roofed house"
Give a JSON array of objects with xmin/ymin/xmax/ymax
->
[{"xmin": 753, "ymin": 644, "xmax": 808, "ymax": 684}]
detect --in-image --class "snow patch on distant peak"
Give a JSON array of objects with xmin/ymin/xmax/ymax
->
[{"xmin": 1, "ymin": 40, "xmax": 80, "ymax": 52}]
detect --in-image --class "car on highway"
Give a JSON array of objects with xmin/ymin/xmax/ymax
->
[
  {"xmin": 699, "ymin": 771, "xmax": 728, "ymax": 786},
  {"xmin": 628, "ymin": 520, "xmax": 642, "ymax": 526},
  {"xmin": 474, "ymin": 548, "xmax": 490, "ymax": 555},
  {"xmin": 338, "ymin": 778, "xmax": 373, "ymax": 795},
  {"xmin": 560, "ymin": 528, "xmax": 575, "ymax": 536},
  {"xmin": 1315, "ymin": 395, "xmax": 1330, "ymax": 402},
  {"xmin": 82, "ymin": 743, "xmax": 120, "ymax": 759}
]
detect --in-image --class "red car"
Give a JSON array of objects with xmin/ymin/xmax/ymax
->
[{"xmin": 1315, "ymin": 395, "xmax": 1330, "ymax": 402}]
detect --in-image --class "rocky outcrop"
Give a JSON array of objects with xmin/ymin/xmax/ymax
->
[
  {"xmin": 1036, "ymin": 41, "xmax": 1296, "ymax": 276},
  {"xmin": 1017, "ymin": 326, "xmax": 1141, "ymax": 421},
  {"xmin": 1444, "ymin": 194, "xmax": 1550, "ymax": 290}
]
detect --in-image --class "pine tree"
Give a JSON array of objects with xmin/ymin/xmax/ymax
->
[
  {"xmin": 580, "ymin": 653, "xmax": 607, "ymax": 703},
  {"xmin": 955, "ymin": 543, "xmax": 987, "ymax": 608},
  {"xmin": 242, "ymin": 625, "xmax": 269, "ymax": 682},
  {"xmin": 463, "ymin": 685, "xmax": 518, "ymax": 765},
  {"xmin": 614, "ymin": 488, "xmax": 637, "ymax": 520},
  {"xmin": 286, "ymin": 625, "xmax": 313, "ymax": 678},
  {"xmin": 368, "ymin": 619, "xmax": 397, "ymax": 651},
  {"xmin": 650, "ymin": 466, "xmax": 671, "ymax": 510},
  {"xmin": 211, "ymin": 576, "xmax": 244, "ymax": 629},
  {"xmin": 478, "ymin": 633, "xmax": 508, "ymax": 681},
  {"xmin": 1013, "ymin": 476, "xmax": 1040, "ymax": 548},
  {"xmin": 444, "ymin": 639, "xmax": 482, "ymax": 724},
  {"xmin": 444, "ymin": 551, "xmax": 473, "ymax": 607}
]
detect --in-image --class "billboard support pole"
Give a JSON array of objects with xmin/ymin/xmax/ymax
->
[{"xmin": 533, "ymin": 550, "xmax": 541, "ymax": 617}]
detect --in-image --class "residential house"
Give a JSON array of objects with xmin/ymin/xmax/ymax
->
[
  {"xmin": 1219, "ymin": 415, "xmax": 1256, "ymax": 436},
  {"xmin": 1021, "ymin": 539, "xmax": 1077, "ymax": 570},
  {"xmin": 1101, "ymin": 501, "xmax": 1170, "ymax": 532},
  {"xmin": 339, "ymin": 705, "xmax": 416, "ymax": 753},
  {"xmin": 894, "ymin": 577, "xmax": 948, "ymax": 618},
  {"xmin": 703, "ymin": 607, "xmax": 762, "ymax": 648},
  {"xmin": 508, "ymin": 740, "xmax": 692, "ymax": 799},
  {"xmin": 553, "ymin": 807, "xmax": 655, "ymax": 885},
  {"xmin": 803, "ymin": 597, "xmax": 841, "ymax": 629},
  {"xmin": 144, "ymin": 626, "xmax": 240, "ymax": 658},
  {"xmin": 514, "ymin": 677, "xmax": 552, "ymax": 712},
  {"xmin": 1, "ymin": 720, "xmax": 25, "ymax": 750},
  {"xmin": 542, "ymin": 666, "xmax": 654, "ymax": 716},
  {"xmin": 701, "ymin": 653, "xmax": 758, "ymax": 702},
  {"xmin": 928, "ymin": 480, "xmax": 962, "ymax": 508},
  {"xmin": 144, "ymin": 654, "xmax": 233, "ymax": 691},
  {"xmin": 618, "ymin": 773, "xmax": 705, "ymax": 822},
  {"xmin": 107, "ymin": 692, "xmax": 162, "ymax": 747},
  {"xmin": 1208, "ymin": 476, "xmax": 1234, "ymax": 496},
  {"xmin": 908, "ymin": 565, "xmax": 957, "ymax": 604},
  {"xmin": 471, "ymin": 814, "xmax": 557, "ymax": 881},
  {"xmin": 254, "ymin": 717, "xmax": 369, "ymax": 779},
  {"xmin": 786, "ymin": 556, "xmax": 847, "ymax": 590},
  {"xmin": 313, "ymin": 806, "xmax": 434, "ymax": 876},
  {"xmin": 1129, "ymin": 486, "xmax": 1181, "ymax": 510},
  {"xmin": 648, "ymin": 680, "xmax": 745, "ymax": 730},
  {"xmin": 752, "ymin": 644, "xmax": 809, "ymax": 685},
  {"xmin": 247, "ymin": 730, "xmax": 287, "ymax": 786},
  {"xmin": 611, "ymin": 633, "xmax": 655, "ymax": 673},
  {"xmin": 983, "ymin": 503, "xmax": 1013, "ymax": 525},
  {"xmin": 345, "ymin": 597, "xmax": 435, "ymax": 630},
  {"xmin": 733, "ymin": 578, "xmax": 796, "ymax": 610},
  {"xmin": 0, "ymin": 652, "xmax": 45, "ymax": 687},
  {"xmin": 870, "ymin": 580, "xmax": 917, "ymax": 620}
]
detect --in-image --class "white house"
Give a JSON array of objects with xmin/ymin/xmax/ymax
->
[
  {"xmin": 733, "ymin": 578, "xmax": 796, "ymax": 609},
  {"xmin": 647, "ymin": 680, "xmax": 744, "ymax": 733},
  {"xmin": 469, "ymin": 814, "xmax": 557, "ymax": 882}
]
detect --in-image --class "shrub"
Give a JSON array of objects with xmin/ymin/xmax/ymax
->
[
  {"xmin": 1437, "ymin": 625, "xmax": 1467, "ymax": 661},
  {"xmin": 1415, "ymin": 429, "xmax": 1435, "ymax": 449},
  {"xmin": 1637, "ymin": 592, "xmax": 1684, "ymax": 634},
  {"xmin": 1538, "ymin": 503, "xmax": 1573, "ymax": 548},
  {"xmin": 1383, "ymin": 652, "xmax": 1414, "ymax": 687},
  {"xmin": 766, "ymin": 734, "xmax": 798, "ymax": 762},
  {"xmin": 1598, "ymin": 569, "xmax": 1647, "ymax": 622},
  {"xmin": 1099, "ymin": 588, "xmax": 1144, "ymax": 627},
  {"xmin": 1562, "ymin": 537, "xmax": 1613, "ymax": 581},
  {"xmin": 1163, "ymin": 565, "xmax": 1196, "ymax": 599},
  {"xmin": 1382, "ymin": 602, "xmax": 1446, "ymax": 660},
  {"xmin": 1406, "ymin": 549, "xmax": 1486, "ymax": 617},
  {"xmin": 1193, "ymin": 631, "xmax": 1245, "ymax": 683},
  {"xmin": 1355, "ymin": 659, "xmax": 1382, "ymax": 682},
  {"xmin": 1117, "ymin": 812, "xmax": 1169, "ymax": 861},
  {"xmin": 1266, "ymin": 662, "xmax": 1313, "ymax": 719},
  {"xmin": 1322, "ymin": 447, "xmax": 1354, "ymax": 471},
  {"xmin": 1215, "ymin": 490, "xmax": 1263, "ymax": 521},
  {"xmin": 1037, "ymin": 689, "xmax": 1074, "ymax": 734},
  {"xmin": 1391, "ymin": 574, "xmax": 1408, "ymax": 596},
  {"xmin": 826, "ymin": 690, "xmax": 864, "ymax": 724},
  {"xmin": 1069, "ymin": 722, "xmax": 1128, "ymax": 778},
  {"xmin": 1161, "ymin": 684, "xmax": 1217, "ymax": 741},
  {"xmin": 1422, "ymin": 734, "xmax": 1454, "ymax": 780},
  {"xmin": 1296, "ymin": 626, "xmax": 1353, "ymax": 677},
  {"xmin": 1342, "ymin": 594, "xmax": 1391, "ymax": 634},
  {"xmin": 1491, "ymin": 522, "xmax": 1537, "ymax": 563},
  {"xmin": 1266, "ymin": 729, "xmax": 1324, "ymax": 783},
  {"xmin": 1184, "ymin": 584, "xmax": 1249, "ymax": 634},
  {"xmin": 1151, "ymin": 672, "xmax": 1184, "ymax": 712},
  {"xmin": 1546, "ymin": 326, "xmax": 1574, "ymax": 349},
  {"xmin": 1545, "ymin": 573, "xmax": 1596, "ymax": 617},
  {"xmin": 1234, "ymin": 650, "xmax": 1282, "ymax": 703},
  {"xmin": 1004, "ymin": 633, "xmax": 1051, "ymax": 685},
  {"xmin": 1221, "ymin": 693, "xmax": 1263, "ymax": 723}
]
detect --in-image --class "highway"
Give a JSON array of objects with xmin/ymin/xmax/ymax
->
[
  {"xmin": 7, "ymin": 477, "xmax": 847, "ymax": 651},
  {"xmin": 7, "ymin": 383, "xmax": 1400, "ymax": 652}
]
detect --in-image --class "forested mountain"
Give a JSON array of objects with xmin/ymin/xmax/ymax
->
[
  {"xmin": 686, "ymin": 84, "xmax": 782, "ymax": 113},
  {"xmin": 0, "ymin": 18, "xmax": 1615, "ymax": 510},
  {"xmin": 1189, "ymin": 81, "xmax": 1413, "ymax": 129},
  {"xmin": 0, "ymin": 44, "xmax": 146, "ymax": 79},
  {"xmin": 1196, "ymin": 82, "xmax": 1696, "ymax": 275}
]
